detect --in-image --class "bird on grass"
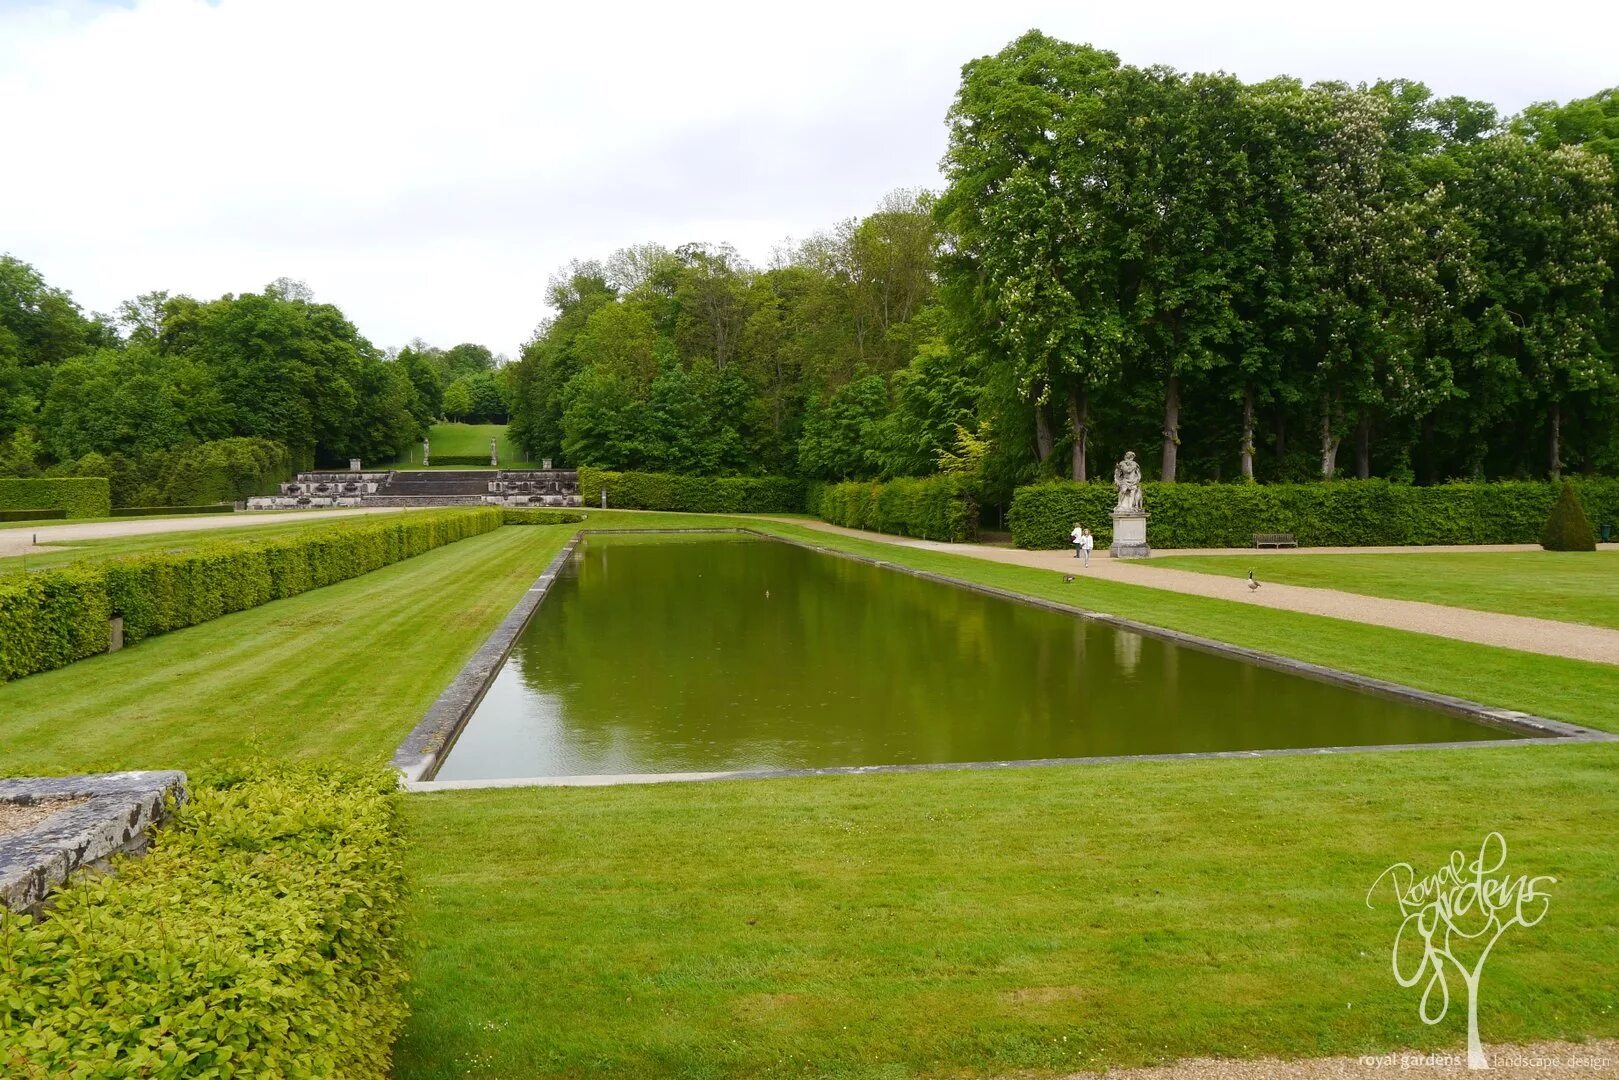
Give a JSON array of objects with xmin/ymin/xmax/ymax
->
[
  {"xmin": 1247, "ymin": 569, "xmax": 1261, "ymax": 591},
  {"xmin": 1063, "ymin": 574, "xmax": 1076, "ymax": 583}
]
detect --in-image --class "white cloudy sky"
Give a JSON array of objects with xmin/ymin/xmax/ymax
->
[{"xmin": 2, "ymin": 0, "xmax": 1616, "ymax": 355}]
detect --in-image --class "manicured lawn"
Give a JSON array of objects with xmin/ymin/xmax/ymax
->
[
  {"xmin": 1154, "ymin": 549, "xmax": 1619, "ymax": 629},
  {"xmin": 0, "ymin": 524, "xmax": 574, "ymax": 776},
  {"xmin": 387, "ymin": 422, "xmax": 536, "ymax": 469},
  {"xmin": 397, "ymin": 745, "xmax": 1619, "ymax": 1078},
  {"xmin": 5, "ymin": 509, "xmax": 1618, "ymax": 1076}
]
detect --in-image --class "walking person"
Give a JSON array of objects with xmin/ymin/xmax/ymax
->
[
  {"xmin": 1080, "ymin": 527, "xmax": 1094, "ymax": 567},
  {"xmin": 1071, "ymin": 522, "xmax": 1085, "ymax": 559}
]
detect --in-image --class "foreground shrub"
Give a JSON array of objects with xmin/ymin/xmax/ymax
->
[
  {"xmin": 1543, "ymin": 480, "xmax": 1598, "ymax": 551},
  {"xmin": 49, "ymin": 438, "xmax": 291, "ymax": 508},
  {"xmin": 818, "ymin": 475, "xmax": 978, "ymax": 542},
  {"xmin": 1008, "ymin": 478, "xmax": 1619, "ymax": 549},
  {"xmin": 0, "ymin": 477, "xmax": 110, "ymax": 519},
  {"xmin": 502, "ymin": 509, "xmax": 587, "ymax": 525},
  {"xmin": 578, "ymin": 468, "xmax": 805, "ymax": 514},
  {"xmin": 0, "ymin": 508, "xmax": 501, "ymax": 682},
  {"xmin": 0, "ymin": 764, "xmax": 408, "ymax": 1078}
]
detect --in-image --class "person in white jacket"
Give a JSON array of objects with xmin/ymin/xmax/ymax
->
[
  {"xmin": 1080, "ymin": 527, "xmax": 1094, "ymax": 567},
  {"xmin": 1071, "ymin": 523, "xmax": 1085, "ymax": 559}
]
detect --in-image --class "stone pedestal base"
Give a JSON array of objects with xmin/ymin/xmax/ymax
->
[{"xmin": 1110, "ymin": 510, "xmax": 1151, "ymax": 558}]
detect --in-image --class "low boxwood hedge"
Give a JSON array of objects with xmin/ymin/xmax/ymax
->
[
  {"xmin": 0, "ymin": 508, "xmax": 502, "ymax": 682},
  {"xmin": 111, "ymin": 504, "xmax": 235, "ymax": 518},
  {"xmin": 425, "ymin": 455, "xmax": 495, "ymax": 467},
  {"xmin": 818, "ymin": 476, "xmax": 978, "ymax": 542},
  {"xmin": 0, "ymin": 509, "xmax": 67, "ymax": 523},
  {"xmin": 501, "ymin": 509, "xmax": 588, "ymax": 525},
  {"xmin": 579, "ymin": 468, "xmax": 806, "ymax": 514},
  {"xmin": 0, "ymin": 763, "xmax": 408, "ymax": 1079},
  {"xmin": 1008, "ymin": 478, "xmax": 1619, "ymax": 549},
  {"xmin": 0, "ymin": 477, "xmax": 111, "ymax": 519}
]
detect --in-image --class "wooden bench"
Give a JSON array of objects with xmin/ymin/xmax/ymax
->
[{"xmin": 1253, "ymin": 533, "xmax": 1297, "ymax": 549}]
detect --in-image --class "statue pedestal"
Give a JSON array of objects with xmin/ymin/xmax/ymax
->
[{"xmin": 1110, "ymin": 511, "xmax": 1151, "ymax": 558}]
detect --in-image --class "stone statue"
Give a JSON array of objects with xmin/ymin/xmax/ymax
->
[
  {"xmin": 1113, "ymin": 451, "xmax": 1144, "ymax": 513},
  {"xmin": 422, "ymin": 437, "xmax": 430, "ymax": 468},
  {"xmin": 490, "ymin": 437, "xmax": 499, "ymax": 467}
]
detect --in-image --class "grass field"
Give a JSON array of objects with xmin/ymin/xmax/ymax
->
[
  {"xmin": 1154, "ymin": 549, "xmax": 1619, "ymax": 629},
  {"xmin": 3, "ymin": 509, "xmax": 1616, "ymax": 1076},
  {"xmin": 398, "ymin": 745, "xmax": 1618, "ymax": 1078},
  {"xmin": 387, "ymin": 422, "xmax": 536, "ymax": 469}
]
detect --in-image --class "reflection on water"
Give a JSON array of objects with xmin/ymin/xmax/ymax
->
[{"xmin": 434, "ymin": 535, "xmax": 1511, "ymax": 780}]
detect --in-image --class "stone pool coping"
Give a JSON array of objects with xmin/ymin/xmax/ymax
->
[
  {"xmin": 396, "ymin": 528, "xmax": 1615, "ymax": 791},
  {"xmin": 0, "ymin": 771, "xmax": 187, "ymax": 914}
]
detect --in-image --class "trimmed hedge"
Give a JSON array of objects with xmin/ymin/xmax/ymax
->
[
  {"xmin": 502, "ymin": 509, "xmax": 588, "ymax": 525},
  {"xmin": 0, "ymin": 764, "xmax": 408, "ymax": 1079},
  {"xmin": 0, "ymin": 509, "xmax": 66, "ymax": 523},
  {"xmin": 579, "ymin": 467, "xmax": 806, "ymax": 514},
  {"xmin": 0, "ymin": 508, "xmax": 501, "ymax": 682},
  {"xmin": 818, "ymin": 476, "xmax": 979, "ymax": 542},
  {"xmin": 0, "ymin": 477, "xmax": 111, "ymax": 519},
  {"xmin": 1008, "ymin": 478, "xmax": 1619, "ymax": 549},
  {"xmin": 111, "ymin": 504, "xmax": 235, "ymax": 518},
  {"xmin": 425, "ymin": 455, "xmax": 496, "ymax": 467}
]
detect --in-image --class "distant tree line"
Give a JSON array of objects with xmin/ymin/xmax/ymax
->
[
  {"xmin": 0, "ymin": 260, "xmax": 509, "ymax": 498},
  {"xmin": 510, "ymin": 33, "xmax": 1619, "ymax": 506}
]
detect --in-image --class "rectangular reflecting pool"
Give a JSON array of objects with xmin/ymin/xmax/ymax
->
[{"xmin": 432, "ymin": 533, "xmax": 1515, "ymax": 781}]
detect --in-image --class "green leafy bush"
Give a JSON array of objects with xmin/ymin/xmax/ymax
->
[
  {"xmin": 0, "ymin": 477, "xmax": 111, "ymax": 519},
  {"xmin": 0, "ymin": 763, "xmax": 408, "ymax": 1079},
  {"xmin": 49, "ymin": 438, "xmax": 290, "ymax": 508},
  {"xmin": 424, "ymin": 455, "xmax": 495, "ymax": 467},
  {"xmin": 0, "ymin": 509, "xmax": 67, "ymax": 522},
  {"xmin": 502, "ymin": 509, "xmax": 587, "ymax": 525},
  {"xmin": 111, "ymin": 504, "xmax": 235, "ymax": 518},
  {"xmin": 1542, "ymin": 480, "xmax": 1598, "ymax": 551},
  {"xmin": 0, "ymin": 508, "xmax": 501, "ymax": 682},
  {"xmin": 818, "ymin": 475, "xmax": 978, "ymax": 542},
  {"xmin": 1008, "ymin": 478, "xmax": 1619, "ymax": 549},
  {"xmin": 579, "ymin": 468, "xmax": 806, "ymax": 514}
]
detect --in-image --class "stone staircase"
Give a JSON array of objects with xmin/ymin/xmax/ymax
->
[{"xmin": 246, "ymin": 470, "xmax": 581, "ymax": 510}]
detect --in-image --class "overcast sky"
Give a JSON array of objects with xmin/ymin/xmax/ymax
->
[{"xmin": 3, "ymin": 0, "xmax": 1616, "ymax": 356}]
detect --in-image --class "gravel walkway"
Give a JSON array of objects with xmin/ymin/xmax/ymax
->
[
  {"xmin": 780, "ymin": 520, "xmax": 1619, "ymax": 666},
  {"xmin": 0, "ymin": 507, "xmax": 404, "ymax": 560},
  {"xmin": 1056, "ymin": 1039, "xmax": 1618, "ymax": 1078}
]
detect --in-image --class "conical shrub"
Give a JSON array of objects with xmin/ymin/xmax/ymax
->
[{"xmin": 1542, "ymin": 480, "xmax": 1597, "ymax": 551}]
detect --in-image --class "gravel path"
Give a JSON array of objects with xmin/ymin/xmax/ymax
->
[
  {"xmin": 780, "ymin": 520, "xmax": 1619, "ymax": 666},
  {"xmin": 0, "ymin": 507, "xmax": 404, "ymax": 559},
  {"xmin": 1055, "ymin": 1039, "xmax": 1618, "ymax": 1078}
]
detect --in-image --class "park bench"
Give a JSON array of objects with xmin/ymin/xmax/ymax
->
[{"xmin": 1253, "ymin": 532, "xmax": 1298, "ymax": 548}]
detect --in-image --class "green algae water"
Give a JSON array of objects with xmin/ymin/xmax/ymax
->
[{"xmin": 433, "ymin": 534, "xmax": 1513, "ymax": 780}]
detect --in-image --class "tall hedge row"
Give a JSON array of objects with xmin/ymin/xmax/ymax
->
[
  {"xmin": 817, "ymin": 476, "xmax": 978, "ymax": 542},
  {"xmin": 1008, "ymin": 478, "xmax": 1619, "ymax": 549},
  {"xmin": 0, "ymin": 477, "xmax": 111, "ymax": 518},
  {"xmin": 0, "ymin": 508, "xmax": 501, "ymax": 682},
  {"xmin": 0, "ymin": 764, "xmax": 408, "ymax": 1078},
  {"xmin": 579, "ymin": 467, "xmax": 806, "ymax": 513}
]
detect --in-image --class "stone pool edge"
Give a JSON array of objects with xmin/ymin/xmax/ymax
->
[
  {"xmin": 391, "ymin": 534, "xmax": 583, "ymax": 783},
  {"xmin": 396, "ymin": 526, "xmax": 1615, "ymax": 791}
]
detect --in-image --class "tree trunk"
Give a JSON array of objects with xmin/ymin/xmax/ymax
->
[
  {"xmin": 1067, "ymin": 386, "xmax": 1089, "ymax": 482},
  {"xmin": 1160, "ymin": 374, "xmax": 1180, "ymax": 483},
  {"xmin": 1354, "ymin": 413, "xmax": 1371, "ymax": 479},
  {"xmin": 1320, "ymin": 401, "xmax": 1339, "ymax": 478},
  {"xmin": 1548, "ymin": 402, "xmax": 1563, "ymax": 481},
  {"xmin": 1034, "ymin": 400, "xmax": 1055, "ymax": 464},
  {"xmin": 1239, "ymin": 385, "xmax": 1255, "ymax": 482}
]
